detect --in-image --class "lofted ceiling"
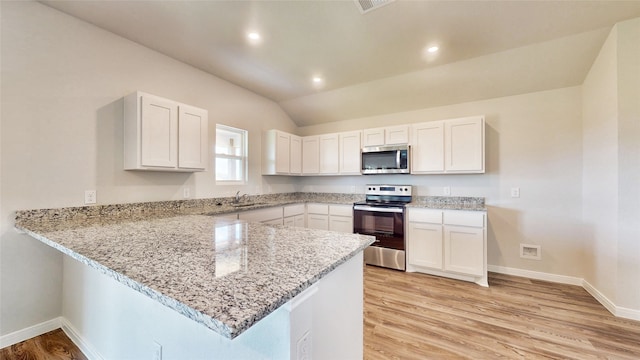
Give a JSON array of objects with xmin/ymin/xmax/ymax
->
[{"xmin": 41, "ymin": 0, "xmax": 640, "ymax": 127}]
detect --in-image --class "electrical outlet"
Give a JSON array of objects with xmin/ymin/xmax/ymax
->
[
  {"xmin": 84, "ymin": 190, "xmax": 96, "ymax": 205},
  {"xmin": 183, "ymin": 187, "xmax": 190, "ymax": 198},
  {"xmin": 443, "ymin": 186, "xmax": 451, "ymax": 196},
  {"xmin": 296, "ymin": 331, "xmax": 311, "ymax": 360},
  {"xmin": 153, "ymin": 341, "xmax": 162, "ymax": 360},
  {"xmin": 511, "ymin": 187, "xmax": 520, "ymax": 198}
]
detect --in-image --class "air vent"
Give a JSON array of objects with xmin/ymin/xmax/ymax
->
[{"xmin": 354, "ymin": 0, "xmax": 394, "ymax": 14}]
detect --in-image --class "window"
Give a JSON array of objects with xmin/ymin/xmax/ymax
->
[{"xmin": 215, "ymin": 124, "xmax": 247, "ymax": 184}]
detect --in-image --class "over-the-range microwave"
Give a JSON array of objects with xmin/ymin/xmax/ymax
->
[{"xmin": 361, "ymin": 145, "xmax": 410, "ymax": 175}]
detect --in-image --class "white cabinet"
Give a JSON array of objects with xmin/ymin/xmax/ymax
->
[
  {"xmin": 328, "ymin": 204, "xmax": 353, "ymax": 233},
  {"xmin": 363, "ymin": 125, "xmax": 409, "ymax": 147},
  {"xmin": 124, "ymin": 91, "xmax": 208, "ymax": 172},
  {"xmin": 290, "ymin": 135, "xmax": 302, "ymax": 174},
  {"xmin": 319, "ymin": 134, "xmax": 339, "ymax": 174},
  {"xmin": 411, "ymin": 121, "xmax": 444, "ymax": 173},
  {"xmin": 406, "ymin": 208, "xmax": 487, "ymax": 286},
  {"xmin": 306, "ymin": 203, "xmax": 329, "ymax": 230},
  {"xmin": 262, "ymin": 130, "xmax": 302, "ymax": 175},
  {"xmin": 339, "ymin": 131, "xmax": 362, "ymax": 175},
  {"xmin": 284, "ymin": 204, "xmax": 305, "ymax": 228},
  {"xmin": 445, "ymin": 116, "xmax": 485, "ymax": 173},
  {"xmin": 239, "ymin": 207, "xmax": 283, "ymax": 225},
  {"xmin": 411, "ymin": 116, "xmax": 484, "ymax": 174},
  {"xmin": 302, "ymin": 136, "xmax": 320, "ymax": 175}
]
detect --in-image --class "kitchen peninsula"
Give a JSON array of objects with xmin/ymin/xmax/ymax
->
[{"xmin": 15, "ymin": 198, "xmax": 374, "ymax": 359}]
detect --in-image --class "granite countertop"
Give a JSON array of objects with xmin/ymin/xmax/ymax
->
[
  {"xmin": 15, "ymin": 214, "xmax": 375, "ymax": 339},
  {"xmin": 407, "ymin": 196, "xmax": 487, "ymax": 211}
]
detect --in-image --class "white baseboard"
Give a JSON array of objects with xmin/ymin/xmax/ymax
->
[
  {"xmin": 489, "ymin": 264, "xmax": 640, "ymax": 321},
  {"xmin": 0, "ymin": 317, "xmax": 62, "ymax": 348},
  {"xmin": 582, "ymin": 280, "xmax": 640, "ymax": 321},
  {"xmin": 488, "ymin": 265, "xmax": 583, "ymax": 286},
  {"xmin": 0, "ymin": 317, "xmax": 102, "ymax": 360},
  {"xmin": 60, "ymin": 318, "xmax": 103, "ymax": 360}
]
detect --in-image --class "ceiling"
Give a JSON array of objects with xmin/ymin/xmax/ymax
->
[{"xmin": 41, "ymin": 1, "xmax": 640, "ymax": 127}]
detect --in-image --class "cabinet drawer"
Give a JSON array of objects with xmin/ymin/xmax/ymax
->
[
  {"xmin": 444, "ymin": 211, "xmax": 485, "ymax": 228},
  {"xmin": 408, "ymin": 209, "xmax": 443, "ymax": 224},
  {"xmin": 283, "ymin": 204, "xmax": 305, "ymax": 217},
  {"xmin": 239, "ymin": 207, "xmax": 283, "ymax": 223},
  {"xmin": 307, "ymin": 203, "xmax": 329, "ymax": 215},
  {"xmin": 329, "ymin": 204, "xmax": 353, "ymax": 217}
]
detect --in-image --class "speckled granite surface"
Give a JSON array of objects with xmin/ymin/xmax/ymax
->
[
  {"xmin": 16, "ymin": 215, "xmax": 374, "ymax": 339},
  {"xmin": 408, "ymin": 196, "xmax": 486, "ymax": 211}
]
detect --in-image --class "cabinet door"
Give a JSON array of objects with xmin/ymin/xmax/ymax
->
[
  {"xmin": 444, "ymin": 116, "xmax": 484, "ymax": 173},
  {"xmin": 339, "ymin": 131, "xmax": 362, "ymax": 174},
  {"xmin": 329, "ymin": 215, "xmax": 353, "ymax": 233},
  {"xmin": 293, "ymin": 214, "xmax": 305, "ymax": 228},
  {"xmin": 275, "ymin": 131, "xmax": 291, "ymax": 174},
  {"xmin": 385, "ymin": 125, "xmax": 410, "ymax": 145},
  {"xmin": 443, "ymin": 225, "xmax": 484, "ymax": 276},
  {"xmin": 178, "ymin": 105, "xmax": 208, "ymax": 170},
  {"xmin": 319, "ymin": 134, "xmax": 339, "ymax": 174},
  {"xmin": 290, "ymin": 135, "xmax": 302, "ymax": 174},
  {"xmin": 362, "ymin": 128, "xmax": 385, "ymax": 147},
  {"xmin": 140, "ymin": 94, "xmax": 178, "ymax": 168},
  {"xmin": 407, "ymin": 222, "xmax": 443, "ymax": 270},
  {"xmin": 411, "ymin": 121, "xmax": 444, "ymax": 173},
  {"xmin": 302, "ymin": 136, "xmax": 320, "ymax": 174},
  {"xmin": 307, "ymin": 214, "xmax": 329, "ymax": 230}
]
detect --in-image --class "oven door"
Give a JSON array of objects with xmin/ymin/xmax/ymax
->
[{"xmin": 353, "ymin": 205, "xmax": 405, "ymax": 250}]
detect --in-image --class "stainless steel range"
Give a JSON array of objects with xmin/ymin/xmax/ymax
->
[{"xmin": 353, "ymin": 185, "xmax": 412, "ymax": 271}]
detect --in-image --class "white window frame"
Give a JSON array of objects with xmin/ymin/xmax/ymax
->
[{"xmin": 215, "ymin": 124, "xmax": 248, "ymax": 185}]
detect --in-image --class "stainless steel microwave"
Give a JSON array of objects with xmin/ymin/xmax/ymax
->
[{"xmin": 361, "ymin": 145, "xmax": 410, "ymax": 174}]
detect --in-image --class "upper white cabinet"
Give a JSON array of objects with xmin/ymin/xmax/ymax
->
[
  {"xmin": 363, "ymin": 125, "xmax": 409, "ymax": 147},
  {"xmin": 262, "ymin": 130, "xmax": 302, "ymax": 175},
  {"xmin": 411, "ymin": 116, "xmax": 485, "ymax": 174},
  {"xmin": 445, "ymin": 116, "xmax": 485, "ymax": 173},
  {"xmin": 411, "ymin": 121, "xmax": 444, "ymax": 173},
  {"xmin": 319, "ymin": 134, "xmax": 339, "ymax": 174},
  {"xmin": 124, "ymin": 91, "xmax": 208, "ymax": 172},
  {"xmin": 302, "ymin": 136, "xmax": 320, "ymax": 175},
  {"xmin": 339, "ymin": 131, "xmax": 362, "ymax": 175}
]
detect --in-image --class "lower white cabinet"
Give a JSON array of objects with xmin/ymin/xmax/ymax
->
[
  {"xmin": 283, "ymin": 204, "xmax": 305, "ymax": 228},
  {"xmin": 307, "ymin": 203, "xmax": 329, "ymax": 230},
  {"xmin": 406, "ymin": 208, "xmax": 487, "ymax": 287},
  {"xmin": 239, "ymin": 207, "xmax": 283, "ymax": 225},
  {"xmin": 328, "ymin": 204, "xmax": 353, "ymax": 233}
]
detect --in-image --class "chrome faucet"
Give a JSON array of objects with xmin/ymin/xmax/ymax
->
[{"xmin": 234, "ymin": 191, "xmax": 247, "ymax": 203}]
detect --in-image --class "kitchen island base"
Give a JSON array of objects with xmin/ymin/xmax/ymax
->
[{"xmin": 62, "ymin": 252, "xmax": 364, "ymax": 360}]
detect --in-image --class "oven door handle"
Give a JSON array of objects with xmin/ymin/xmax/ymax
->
[{"xmin": 353, "ymin": 205, "xmax": 404, "ymax": 213}]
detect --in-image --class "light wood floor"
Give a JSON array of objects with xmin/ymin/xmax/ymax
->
[
  {"xmin": 364, "ymin": 265, "xmax": 640, "ymax": 359},
  {"xmin": 0, "ymin": 329, "xmax": 87, "ymax": 360},
  {"xmin": 3, "ymin": 269, "xmax": 639, "ymax": 360}
]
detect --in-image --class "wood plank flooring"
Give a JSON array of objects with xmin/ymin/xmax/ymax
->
[
  {"xmin": 2, "ymin": 268, "xmax": 639, "ymax": 360},
  {"xmin": 0, "ymin": 329, "xmax": 87, "ymax": 360},
  {"xmin": 364, "ymin": 265, "xmax": 640, "ymax": 359}
]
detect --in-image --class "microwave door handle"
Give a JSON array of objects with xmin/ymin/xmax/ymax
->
[{"xmin": 396, "ymin": 150, "xmax": 401, "ymax": 169}]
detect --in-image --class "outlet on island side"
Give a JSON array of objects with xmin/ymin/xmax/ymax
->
[
  {"xmin": 296, "ymin": 331, "xmax": 311, "ymax": 360},
  {"xmin": 153, "ymin": 341, "xmax": 162, "ymax": 360}
]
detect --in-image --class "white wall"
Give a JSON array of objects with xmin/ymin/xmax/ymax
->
[
  {"xmin": 0, "ymin": 1, "xmax": 297, "ymax": 335},
  {"xmin": 582, "ymin": 18, "xmax": 640, "ymax": 313},
  {"xmin": 297, "ymin": 87, "xmax": 585, "ymax": 279}
]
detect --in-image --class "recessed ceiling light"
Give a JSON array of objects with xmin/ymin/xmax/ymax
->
[
  {"xmin": 427, "ymin": 46, "xmax": 439, "ymax": 53},
  {"xmin": 312, "ymin": 77, "xmax": 323, "ymax": 83},
  {"xmin": 247, "ymin": 32, "xmax": 262, "ymax": 44}
]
